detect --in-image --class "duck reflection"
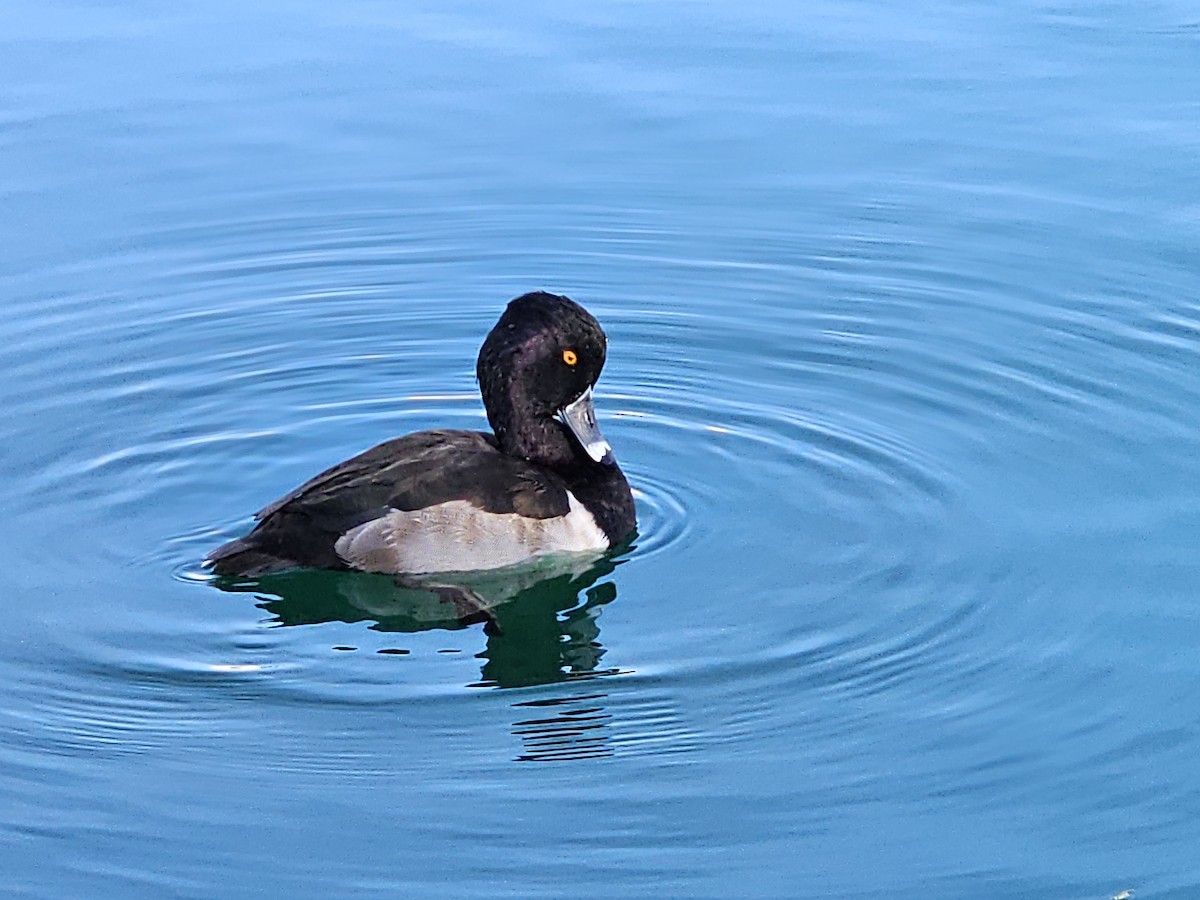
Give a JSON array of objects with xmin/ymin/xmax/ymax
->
[
  {"xmin": 209, "ymin": 552, "xmax": 626, "ymax": 691},
  {"xmin": 510, "ymin": 692, "xmax": 615, "ymax": 762}
]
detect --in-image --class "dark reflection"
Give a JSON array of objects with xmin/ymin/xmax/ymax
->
[
  {"xmin": 209, "ymin": 552, "xmax": 627, "ymax": 690},
  {"xmin": 511, "ymin": 693, "xmax": 614, "ymax": 762}
]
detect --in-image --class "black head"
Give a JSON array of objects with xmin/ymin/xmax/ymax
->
[{"xmin": 477, "ymin": 292, "xmax": 611, "ymax": 469}]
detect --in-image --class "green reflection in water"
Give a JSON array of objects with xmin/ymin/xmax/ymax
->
[{"xmin": 209, "ymin": 551, "xmax": 628, "ymax": 691}]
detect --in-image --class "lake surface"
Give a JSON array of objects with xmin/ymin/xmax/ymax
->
[{"xmin": 3, "ymin": 1, "xmax": 1200, "ymax": 897}]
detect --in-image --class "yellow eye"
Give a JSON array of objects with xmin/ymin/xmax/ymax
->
[{"xmin": 562, "ymin": 349, "xmax": 578, "ymax": 366}]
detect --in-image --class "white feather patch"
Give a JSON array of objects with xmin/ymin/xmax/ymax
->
[{"xmin": 334, "ymin": 490, "xmax": 609, "ymax": 575}]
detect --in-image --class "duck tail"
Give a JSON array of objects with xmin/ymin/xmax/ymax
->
[{"xmin": 205, "ymin": 535, "xmax": 298, "ymax": 578}]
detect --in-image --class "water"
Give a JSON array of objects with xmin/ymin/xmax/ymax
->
[{"xmin": 3, "ymin": 1, "xmax": 1200, "ymax": 896}]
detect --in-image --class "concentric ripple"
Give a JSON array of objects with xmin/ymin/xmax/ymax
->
[
  {"xmin": 0, "ymin": 174, "xmax": 1196, "ymax": 832},
  {"xmin": 6, "ymin": 0, "xmax": 1200, "ymax": 893},
  {"xmin": 10, "ymin": 189, "xmax": 1192, "ymax": 694}
]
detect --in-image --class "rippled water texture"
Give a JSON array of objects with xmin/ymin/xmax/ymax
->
[{"xmin": 4, "ymin": 1, "xmax": 1200, "ymax": 897}]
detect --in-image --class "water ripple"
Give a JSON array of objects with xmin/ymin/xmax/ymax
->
[{"xmin": 5, "ymin": 191, "xmax": 1200, "ymax": 791}]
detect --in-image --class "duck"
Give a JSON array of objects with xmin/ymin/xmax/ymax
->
[{"xmin": 206, "ymin": 291, "xmax": 636, "ymax": 577}]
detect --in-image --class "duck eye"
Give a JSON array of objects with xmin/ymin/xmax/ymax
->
[{"xmin": 562, "ymin": 349, "xmax": 578, "ymax": 366}]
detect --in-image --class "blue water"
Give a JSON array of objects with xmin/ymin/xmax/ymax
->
[{"xmin": 4, "ymin": 1, "xmax": 1200, "ymax": 897}]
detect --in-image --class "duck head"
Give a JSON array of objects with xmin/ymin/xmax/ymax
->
[{"xmin": 477, "ymin": 291, "xmax": 616, "ymax": 470}]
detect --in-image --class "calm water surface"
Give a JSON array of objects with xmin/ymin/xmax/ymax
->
[{"xmin": 4, "ymin": 1, "xmax": 1200, "ymax": 897}]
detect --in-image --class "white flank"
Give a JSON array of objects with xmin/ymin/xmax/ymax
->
[{"xmin": 334, "ymin": 491, "xmax": 608, "ymax": 575}]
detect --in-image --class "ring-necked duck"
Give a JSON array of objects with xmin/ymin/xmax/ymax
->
[{"xmin": 207, "ymin": 291, "xmax": 636, "ymax": 577}]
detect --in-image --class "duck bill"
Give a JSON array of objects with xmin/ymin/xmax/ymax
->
[{"xmin": 558, "ymin": 387, "xmax": 615, "ymax": 465}]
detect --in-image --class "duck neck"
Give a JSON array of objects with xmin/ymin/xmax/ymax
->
[{"xmin": 487, "ymin": 387, "xmax": 580, "ymax": 470}]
